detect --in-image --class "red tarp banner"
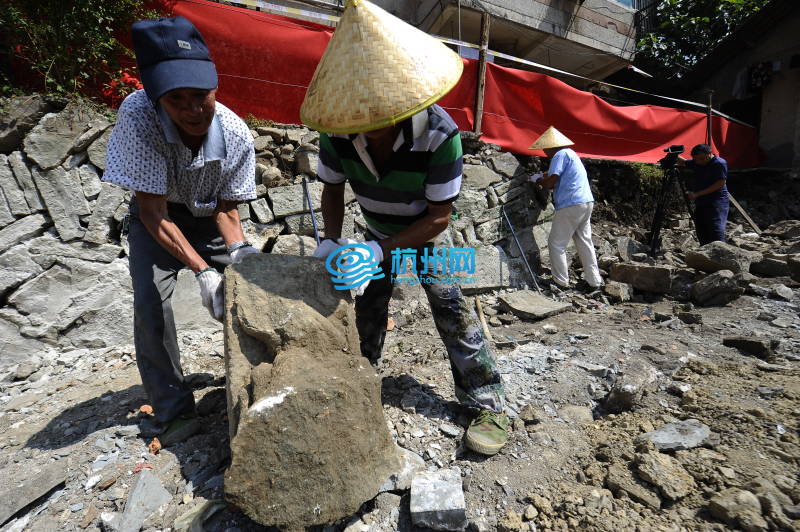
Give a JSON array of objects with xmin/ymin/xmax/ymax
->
[{"xmin": 167, "ymin": 0, "xmax": 759, "ymax": 168}]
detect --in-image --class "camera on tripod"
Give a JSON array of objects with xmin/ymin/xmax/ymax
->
[{"xmin": 659, "ymin": 144, "xmax": 685, "ymax": 170}]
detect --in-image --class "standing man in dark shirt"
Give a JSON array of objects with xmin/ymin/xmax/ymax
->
[{"xmin": 680, "ymin": 144, "xmax": 729, "ymax": 245}]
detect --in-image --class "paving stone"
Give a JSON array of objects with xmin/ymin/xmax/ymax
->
[
  {"xmin": 410, "ymin": 468, "xmax": 467, "ymax": 531},
  {"xmin": 498, "ymin": 290, "xmax": 571, "ymax": 320}
]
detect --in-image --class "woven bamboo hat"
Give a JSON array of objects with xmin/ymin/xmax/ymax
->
[
  {"xmin": 300, "ymin": 0, "xmax": 464, "ymax": 134},
  {"xmin": 528, "ymin": 126, "xmax": 574, "ymax": 150}
]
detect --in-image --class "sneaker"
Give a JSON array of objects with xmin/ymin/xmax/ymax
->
[
  {"xmin": 464, "ymin": 410, "xmax": 509, "ymax": 456},
  {"xmin": 157, "ymin": 415, "xmax": 200, "ymax": 447}
]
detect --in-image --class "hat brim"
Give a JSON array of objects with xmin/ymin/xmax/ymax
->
[{"xmin": 141, "ymin": 59, "xmax": 218, "ymax": 102}]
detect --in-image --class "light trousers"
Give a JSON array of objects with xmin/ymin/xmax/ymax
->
[{"xmin": 548, "ymin": 201, "xmax": 602, "ymax": 288}]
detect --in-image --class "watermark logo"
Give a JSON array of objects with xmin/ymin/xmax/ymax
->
[
  {"xmin": 390, "ymin": 247, "xmax": 477, "ymax": 286},
  {"xmin": 325, "ymin": 243, "xmax": 385, "ymax": 291}
]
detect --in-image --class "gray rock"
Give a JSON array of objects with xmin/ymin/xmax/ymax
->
[
  {"xmin": 284, "ymin": 211, "xmax": 325, "ymax": 236},
  {"xmin": 410, "ymin": 468, "xmax": 467, "ymax": 531},
  {"xmin": 498, "ymin": 290, "xmax": 571, "ymax": 320},
  {"xmin": 241, "ymin": 220, "xmax": 284, "ymax": 252},
  {"xmin": 461, "ymin": 245, "xmax": 514, "ymax": 295},
  {"xmin": 118, "ymin": 470, "xmax": 171, "ymax": 532},
  {"xmin": 603, "ymin": 358, "xmax": 658, "ymax": 413},
  {"xmin": 0, "ymin": 94, "xmax": 56, "ymax": 152},
  {"xmin": 723, "ymin": 336, "xmax": 778, "ymax": 359},
  {"xmin": 684, "ymin": 241, "xmax": 760, "ymax": 274},
  {"xmin": 708, "ymin": 489, "xmax": 768, "ymax": 532},
  {"xmin": 636, "ymin": 419, "xmax": 711, "ymax": 451},
  {"xmin": 609, "ymin": 263, "xmax": 672, "ymax": 293},
  {"xmin": 488, "ymin": 152, "xmax": 523, "ymax": 178},
  {"xmin": 249, "ymin": 198, "xmax": 274, "ymax": 224},
  {"xmin": 261, "ymin": 165, "xmax": 282, "ymax": 186},
  {"xmin": 78, "ymin": 164, "xmax": 103, "ymax": 200},
  {"xmin": 268, "ymin": 182, "xmax": 323, "ymax": 217},
  {"xmin": 31, "ymin": 166, "xmax": 89, "ymax": 241},
  {"xmin": 0, "ymin": 460, "xmax": 66, "ymax": 525},
  {"xmin": 224, "ymin": 254, "xmax": 400, "ymax": 530},
  {"xmin": 87, "ymin": 128, "xmax": 112, "ymax": 171},
  {"xmin": 72, "ymin": 120, "xmax": 110, "ymax": 153},
  {"xmin": 172, "ymin": 269, "xmax": 221, "ymax": 331},
  {"xmin": 474, "ymin": 218, "xmax": 504, "ymax": 244},
  {"xmin": 603, "ymin": 281, "xmax": 633, "ymax": 302},
  {"xmin": 749, "ymin": 254, "xmax": 789, "ymax": 277},
  {"xmin": 0, "ymin": 187, "xmax": 14, "ymax": 228},
  {"xmin": 28, "ymin": 232, "xmax": 121, "ymax": 265},
  {"xmin": 605, "ymin": 463, "xmax": 661, "ymax": 510},
  {"xmin": 454, "ymin": 189, "xmax": 488, "ymax": 221},
  {"xmin": 380, "ymin": 447, "xmax": 426, "ymax": 491},
  {"xmin": 616, "ymin": 236, "xmax": 647, "ymax": 262},
  {"xmin": 0, "ymin": 318, "xmax": 53, "ymax": 372},
  {"xmin": 764, "ymin": 219, "xmax": 800, "ymax": 240},
  {"xmin": 8, "ymin": 151, "xmax": 44, "ymax": 211},
  {"xmin": 788, "ymin": 254, "xmax": 800, "ymax": 283},
  {"xmin": 270, "ymin": 234, "xmax": 317, "ymax": 256},
  {"xmin": 463, "ymin": 164, "xmax": 502, "ymax": 189},
  {"xmin": 0, "ymin": 213, "xmax": 50, "ymax": 253},
  {"xmin": 0, "ymin": 154, "xmax": 30, "ymax": 215},
  {"xmin": 635, "ymin": 452, "xmax": 696, "ymax": 500},
  {"xmin": 295, "ymin": 145, "xmax": 319, "ymax": 176},
  {"xmin": 237, "ymin": 202, "xmax": 250, "ymax": 221},
  {"xmin": 8, "ymin": 258, "xmax": 131, "ymax": 339},
  {"xmin": 0, "ymin": 243, "xmax": 45, "ymax": 296},
  {"xmin": 691, "ymin": 269, "xmax": 744, "ymax": 306},
  {"xmin": 770, "ymin": 284, "xmax": 794, "ymax": 301},
  {"xmin": 84, "ymin": 183, "xmax": 127, "ymax": 244},
  {"xmin": 557, "ymin": 405, "xmax": 594, "ymax": 424},
  {"xmin": 24, "ymin": 102, "xmax": 101, "ymax": 170}
]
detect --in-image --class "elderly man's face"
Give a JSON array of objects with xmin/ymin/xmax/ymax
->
[
  {"xmin": 159, "ymin": 88, "xmax": 216, "ymax": 137},
  {"xmin": 692, "ymin": 151, "xmax": 713, "ymax": 166}
]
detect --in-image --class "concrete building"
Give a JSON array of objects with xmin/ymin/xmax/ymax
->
[
  {"xmin": 228, "ymin": 0, "xmax": 639, "ymax": 83},
  {"xmin": 681, "ymin": 0, "xmax": 800, "ymax": 168}
]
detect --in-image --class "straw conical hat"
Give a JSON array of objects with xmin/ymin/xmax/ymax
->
[
  {"xmin": 528, "ymin": 126, "xmax": 574, "ymax": 150},
  {"xmin": 300, "ymin": 0, "xmax": 464, "ymax": 134}
]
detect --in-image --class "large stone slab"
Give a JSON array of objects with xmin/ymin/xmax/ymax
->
[
  {"xmin": 224, "ymin": 255, "xmax": 400, "ymax": 529},
  {"xmin": 84, "ymin": 183, "xmax": 127, "ymax": 244},
  {"xmin": 684, "ymin": 241, "xmax": 760, "ymax": 274},
  {"xmin": 0, "ymin": 94, "xmax": 55, "ymax": 153},
  {"xmin": 0, "ymin": 460, "xmax": 66, "ymax": 525},
  {"xmin": 31, "ymin": 166, "xmax": 90, "ymax": 241},
  {"xmin": 463, "ymin": 164, "xmax": 502, "ymax": 189},
  {"xmin": 498, "ymin": 290, "xmax": 571, "ymax": 320},
  {"xmin": 87, "ymin": 128, "xmax": 112, "ymax": 171},
  {"xmin": 461, "ymin": 245, "xmax": 514, "ymax": 295},
  {"xmin": 0, "ymin": 243, "xmax": 44, "ymax": 297},
  {"xmin": 609, "ymin": 263, "xmax": 673, "ymax": 293},
  {"xmin": 691, "ymin": 269, "xmax": 743, "ymax": 307},
  {"xmin": 0, "ymin": 213, "xmax": 50, "ymax": 253},
  {"xmin": 268, "ymin": 181, "xmax": 323, "ymax": 217},
  {"xmin": 453, "ymin": 189, "xmax": 487, "ymax": 221},
  {"xmin": 488, "ymin": 152, "xmax": 523, "ymax": 178},
  {"xmin": 7, "ymin": 151, "xmax": 44, "ymax": 211},
  {"xmin": 23, "ymin": 102, "xmax": 102, "ymax": 170},
  {"xmin": 118, "ymin": 470, "xmax": 171, "ymax": 532},
  {"xmin": 8, "ymin": 258, "xmax": 131, "ymax": 339},
  {"xmin": 0, "ymin": 154, "xmax": 30, "ymax": 216},
  {"xmin": 27, "ymin": 232, "xmax": 121, "ymax": 265}
]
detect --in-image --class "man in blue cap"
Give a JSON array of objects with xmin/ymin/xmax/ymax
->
[
  {"xmin": 678, "ymin": 144, "xmax": 729, "ymax": 245},
  {"xmin": 104, "ymin": 16, "xmax": 258, "ymax": 445}
]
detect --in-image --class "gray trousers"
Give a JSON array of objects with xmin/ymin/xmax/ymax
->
[{"xmin": 128, "ymin": 200, "xmax": 224, "ymax": 424}]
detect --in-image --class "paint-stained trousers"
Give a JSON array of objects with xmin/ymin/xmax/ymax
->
[
  {"xmin": 355, "ymin": 237, "xmax": 505, "ymax": 414},
  {"xmin": 128, "ymin": 200, "xmax": 224, "ymax": 424}
]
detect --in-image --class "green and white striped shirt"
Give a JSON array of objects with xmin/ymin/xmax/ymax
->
[{"xmin": 317, "ymin": 105, "xmax": 463, "ymax": 238}]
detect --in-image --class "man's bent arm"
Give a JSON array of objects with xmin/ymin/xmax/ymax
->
[
  {"xmin": 214, "ymin": 199, "xmax": 246, "ymax": 247},
  {"xmin": 692, "ymin": 179, "xmax": 726, "ymax": 199},
  {"xmin": 321, "ymin": 183, "xmax": 345, "ymax": 240},
  {"xmin": 378, "ymin": 203, "xmax": 452, "ymax": 256},
  {"xmin": 540, "ymin": 173, "xmax": 559, "ymax": 189},
  {"xmin": 137, "ymin": 192, "xmax": 209, "ymax": 273}
]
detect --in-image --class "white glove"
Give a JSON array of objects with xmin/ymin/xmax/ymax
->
[
  {"xmin": 196, "ymin": 269, "xmax": 224, "ymax": 321},
  {"xmin": 529, "ymin": 172, "xmax": 544, "ymax": 182},
  {"xmin": 312, "ymin": 238, "xmax": 340, "ymax": 259},
  {"xmin": 229, "ymin": 245, "xmax": 259, "ymax": 264},
  {"xmin": 335, "ymin": 238, "xmax": 384, "ymax": 296}
]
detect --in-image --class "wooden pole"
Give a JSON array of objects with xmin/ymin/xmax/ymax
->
[
  {"xmin": 705, "ymin": 90, "xmax": 714, "ymax": 146},
  {"xmin": 473, "ymin": 12, "xmax": 491, "ymax": 135},
  {"xmin": 728, "ymin": 193, "xmax": 762, "ymax": 234}
]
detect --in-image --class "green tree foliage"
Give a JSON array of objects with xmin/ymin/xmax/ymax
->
[
  {"xmin": 636, "ymin": 0, "xmax": 763, "ymax": 78},
  {"xmin": 0, "ymin": 0, "xmax": 158, "ymax": 96}
]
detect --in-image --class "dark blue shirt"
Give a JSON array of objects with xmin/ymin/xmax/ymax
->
[{"xmin": 687, "ymin": 156, "xmax": 728, "ymax": 205}]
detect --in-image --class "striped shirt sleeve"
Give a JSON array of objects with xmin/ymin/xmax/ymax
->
[
  {"xmin": 317, "ymin": 133, "xmax": 347, "ymax": 185},
  {"xmin": 425, "ymin": 132, "xmax": 463, "ymax": 204}
]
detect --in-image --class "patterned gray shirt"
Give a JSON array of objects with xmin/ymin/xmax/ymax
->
[{"xmin": 104, "ymin": 89, "xmax": 256, "ymax": 217}]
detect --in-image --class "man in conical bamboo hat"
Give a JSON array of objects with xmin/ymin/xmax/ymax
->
[
  {"xmin": 529, "ymin": 126, "xmax": 603, "ymax": 292},
  {"xmin": 301, "ymin": 0, "xmax": 508, "ymax": 456}
]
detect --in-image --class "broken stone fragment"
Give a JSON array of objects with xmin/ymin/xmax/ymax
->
[
  {"xmin": 603, "ymin": 358, "xmax": 658, "ymax": 414},
  {"xmin": 708, "ymin": 488, "xmax": 768, "ymax": 532},
  {"xmin": 684, "ymin": 241, "xmax": 760, "ymax": 274},
  {"xmin": 410, "ymin": 468, "xmax": 467, "ymax": 531},
  {"xmin": 636, "ymin": 418, "xmax": 711, "ymax": 451},
  {"xmin": 635, "ymin": 451, "xmax": 696, "ymax": 500},
  {"xmin": 691, "ymin": 269, "xmax": 743, "ymax": 306},
  {"xmin": 723, "ymin": 336, "xmax": 778, "ymax": 360}
]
